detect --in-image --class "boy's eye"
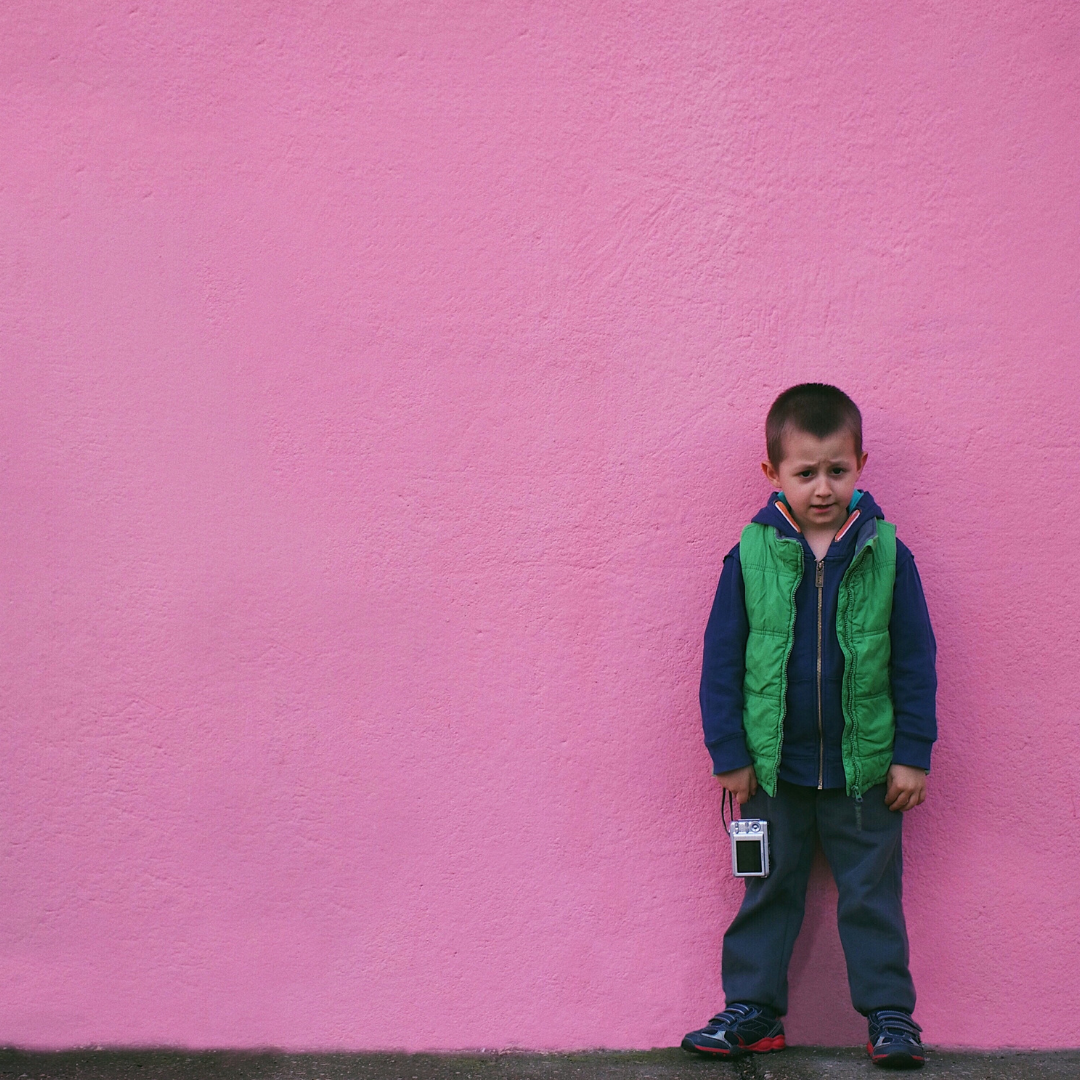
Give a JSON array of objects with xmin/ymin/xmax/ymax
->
[{"xmin": 799, "ymin": 470, "xmax": 814, "ymax": 478}]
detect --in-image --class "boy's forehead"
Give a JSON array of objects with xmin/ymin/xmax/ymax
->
[{"xmin": 778, "ymin": 425, "xmax": 859, "ymax": 463}]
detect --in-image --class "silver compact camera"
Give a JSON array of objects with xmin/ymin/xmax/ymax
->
[{"xmin": 729, "ymin": 818, "xmax": 770, "ymax": 877}]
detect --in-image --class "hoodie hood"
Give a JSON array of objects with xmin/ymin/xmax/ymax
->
[{"xmin": 751, "ymin": 489, "xmax": 885, "ymax": 543}]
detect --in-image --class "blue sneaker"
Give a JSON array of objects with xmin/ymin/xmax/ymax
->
[
  {"xmin": 681, "ymin": 1002, "xmax": 786, "ymax": 1057},
  {"xmin": 867, "ymin": 1009, "xmax": 924, "ymax": 1069}
]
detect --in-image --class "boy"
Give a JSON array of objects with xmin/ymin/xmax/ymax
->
[{"xmin": 682, "ymin": 384, "xmax": 936, "ymax": 1069}]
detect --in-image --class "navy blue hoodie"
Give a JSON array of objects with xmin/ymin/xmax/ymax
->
[{"xmin": 700, "ymin": 491, "xmax": 937, "ymax": 788}]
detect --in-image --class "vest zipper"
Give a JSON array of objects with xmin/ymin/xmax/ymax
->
[{"xmin": 816, "ymin": 558, "xmax": 825, "ymax": 790}]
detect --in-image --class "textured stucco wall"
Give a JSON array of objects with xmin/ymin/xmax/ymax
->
[{"xmin": 2, "ymin": 0, "xmax": 1080, "ymax": 1052}]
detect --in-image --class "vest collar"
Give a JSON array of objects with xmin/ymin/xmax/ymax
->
[{"xmin": 766, "ymin": 492, "xmax": 864, "ymax": 548}]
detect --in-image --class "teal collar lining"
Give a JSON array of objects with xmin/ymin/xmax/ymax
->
[{"xmin": 777, "ymin": 489, "xmax": 864, "ymax": 512}]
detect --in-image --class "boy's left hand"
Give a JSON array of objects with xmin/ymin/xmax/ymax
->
[{"xmin": 885, "ymin": 765, "xmax": 927, "ymax": 811}]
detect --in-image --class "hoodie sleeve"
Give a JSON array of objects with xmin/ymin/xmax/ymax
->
[
  {"xmin": 700, "ymin": 546, "xmax": 753, "ymax": 775},
  {"xmin": 889, "ymin": 540, "xmax": 938, "ymax": 770}
]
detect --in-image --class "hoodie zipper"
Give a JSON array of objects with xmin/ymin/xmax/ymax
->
[{"xmin": 815, "ymin": 558, "xmax": 825, "ymax": 790}]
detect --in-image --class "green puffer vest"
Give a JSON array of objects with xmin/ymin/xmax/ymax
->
[{"xmin": 739, "ymin": 517, "xmax": 897, "ymax": 798}]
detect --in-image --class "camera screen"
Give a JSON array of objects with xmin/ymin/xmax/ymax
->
[{"xmin": 735, "ymin": 838, "xmax": 763, "ymax": 874}]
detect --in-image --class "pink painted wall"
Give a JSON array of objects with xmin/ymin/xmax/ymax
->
[{"xmin": 2, "ymin": 0, "xmax": 1079, "ymax": 1052}]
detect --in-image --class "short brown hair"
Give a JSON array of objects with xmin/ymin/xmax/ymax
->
[{"xmin": 766, "ymin": 383, "xmax": 862, "ymax": 468}]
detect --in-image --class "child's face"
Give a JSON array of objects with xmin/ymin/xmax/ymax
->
[{"xmin": 762, "ymin": 426, "xmax": 868, "ymax": 535}]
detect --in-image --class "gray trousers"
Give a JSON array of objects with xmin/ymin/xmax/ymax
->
[{"xmin": 722, "ymin": 780, "xmax": 915, "ymax": 1017}]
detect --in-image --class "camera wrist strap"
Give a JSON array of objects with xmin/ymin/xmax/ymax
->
[{"xmin": 720, "ymin": 786, "xmax": 736, "ymax": 832}]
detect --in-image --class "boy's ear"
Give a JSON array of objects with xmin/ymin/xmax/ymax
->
[
  {"xmin": 856, "ymin": 450, "xmax": 868, "ymax": 477},
  {"xmin": 761, "ymin": 460, "xmax": 782, "ymax": 488}
]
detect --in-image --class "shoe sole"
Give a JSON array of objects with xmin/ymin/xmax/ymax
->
[
  {"xmin": 682, "ymin": 1034, "xmax": 786, "ymax": 1057},
  {"xmin": 867, "ymin": 1042, "xmax": 925, "ymax": 1069}
]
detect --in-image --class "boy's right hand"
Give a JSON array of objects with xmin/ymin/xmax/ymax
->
[{"xmin": 715, "ymin": 765, "xmax": 758, "ymax": 804}]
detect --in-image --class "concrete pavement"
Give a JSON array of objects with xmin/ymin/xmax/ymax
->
[{"xmin": 2, "ymin": 1049, "xmax": 1079, "ymax": 1080}]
